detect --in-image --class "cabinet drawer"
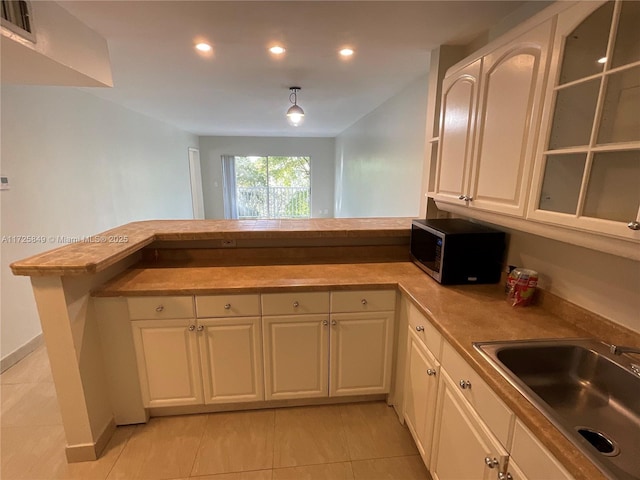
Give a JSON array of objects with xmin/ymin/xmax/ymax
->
[
  {"xmin": 441, "ymin": 341, "xmax": 514, "ymax": 447},
  {"xmin": 128, "ymin": 296, "xmax": 194, "ymax": 320},
  {"xmin": 262, "ymin": 292, "xmax": 330, "ymax": 315},
  {"xmin": 196, "ymin": 294, "xmax": 260, "ymax": 318},
  {"xmin": 407, "ymin": 303, "xmax": 442, "ymax": 360},
  {"xmin": 331, "ymin": 289, "xmax": 396, "ymax": 313}
]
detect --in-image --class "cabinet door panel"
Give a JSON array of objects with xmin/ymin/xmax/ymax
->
[
  {"xmin": 131, "ymin": 319, "xmax": 203, "ymax": 408},
  {"xmin": 403, "ymin": 330, "xmax": 439, "ymax": 467},
  {"xmin": 434, "ymin": 59, "xmax": 482, "ymax": 204},
  {"xmin": 510, "ymin": 419, "xmax": 572, "ymax": 480},
  {"xmin": 470, "ymin": 20, "xmax": 553, "ymax": 216},
  {"xmin": 431, "ymin": 372, "xmax": 508, "ymax": 480},
  {"xmin": 263, "ymin": 314, "xmax": 329, "ymax": 400},
  {"xmin": 329, "ymin": 312, "xmax": 394, "ymax": 396},
  {"xmin": 199, "ymin": 317, "xmax": 264, "ymax": 404}
]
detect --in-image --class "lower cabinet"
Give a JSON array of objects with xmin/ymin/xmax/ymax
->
[
  {"xmin": 430, "ymin": 371, "xmax": 509, "ymax": 480},
  {"xmin": 132, "ymin": 316, "xmax": 264, "ymax": 408},
  {"xmin": 198, "ymin": 317, "xmax": 264, "ymax": 404},
  {"xmin": 507, "ymin": 419, "xmax": 572, "ymax": 480},
  {"xmin": 262, "ymin": 314, "xmax": 329, "ymax": 400},
  {"xmin": 403, "ymin": 329, "xmax": 440, "ymax": 465},
  {"xmin": 131, "ymin": 318, "xmax": 203, "ymax": 408},
  {"xmin": 330, "ymin": 311, "xmax": 395, "ymax": 396},
  {"xmin": 263, "ymin": 311, "xmax": 395, "ymax": 400}
]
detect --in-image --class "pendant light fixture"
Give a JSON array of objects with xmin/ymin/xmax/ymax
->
[{"xmin": 286, "ymin": 86, "xmax": 305, "ymax": 126}]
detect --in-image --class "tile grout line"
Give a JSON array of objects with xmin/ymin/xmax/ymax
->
[
  {"xmin": 188, "ymin": 412, "xmax": 211, "ymax": 478},
  {"xmin": 271, "ymin": 408, "xmax": 277, "ymax": 471},
  {"xmin": 103, "ymin": 423, "xmax": 138, "ymax": 480},
  {"xmin": 338, "ymin": 403, "xmax": 354, "ymax": 462}
]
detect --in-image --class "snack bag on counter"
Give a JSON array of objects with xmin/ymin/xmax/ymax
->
[{"xmin": 506, "ymin": 268, "xmax": 538, "ymax": 307}]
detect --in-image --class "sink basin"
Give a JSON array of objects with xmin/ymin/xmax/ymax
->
[{"xmin": 474, "ymin": 338, "xmax": 640, "ymax": 480}]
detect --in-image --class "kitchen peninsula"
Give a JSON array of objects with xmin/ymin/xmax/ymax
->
[{"xmin": 11, "ymin": 219, "xmax": 639, "ymax": 480}]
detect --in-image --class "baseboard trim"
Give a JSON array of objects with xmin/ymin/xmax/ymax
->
[
  {"xmin": 148, "ymin": 394, "xmax": 388, "ymax": 418},
  {"xmin": 65, "ymin": 419, "xmax": 116, "ymax": 463},
  {"xmin": 0, "ymin": 333, "xmax": 44, "ymax": 373}
]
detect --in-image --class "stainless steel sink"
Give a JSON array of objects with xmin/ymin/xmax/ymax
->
[{"xmin": 473, "ymin": 338, "xmax": 640, "ymax": 480}]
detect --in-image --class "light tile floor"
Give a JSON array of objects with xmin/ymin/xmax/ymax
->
[{"xmin": 1, "ymin": 346, "xmax": 432, "ymax": 480}]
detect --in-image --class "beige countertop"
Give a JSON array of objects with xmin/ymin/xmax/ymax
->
[
  {"xmin": 94, "ymin": 261, "xmax": 640, "ymax": 480},
  {"xmin": 10, "ymin": 218, "xmax": 411, "ymax": 276}
]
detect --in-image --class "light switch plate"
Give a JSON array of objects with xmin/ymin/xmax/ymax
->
[{"xmin": 0, "ymin": 176, "xmax": 9, "ymax": 190}]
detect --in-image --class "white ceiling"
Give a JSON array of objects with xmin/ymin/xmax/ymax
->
[{"xmin": 58, "ymin": 1, "xmax": 526, "ymax": 137}]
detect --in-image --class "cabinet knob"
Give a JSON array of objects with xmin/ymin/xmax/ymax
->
[
  {"xmin": 427, "ymin": 369, "xmax": 437, "ymax": 376},
  {"xmin": 322, "ymin": 320, "xmax": 328, "ymax": 326},
  {"xmin": 361, "ymin": 298, "xmax": 367, "ymax": 305},
  {"xmin": 465, "ymin": 196, "xmax": 473, "ymax": 202},
  {"xmin": 459, "ymin": 380, "xmax": 472, "ymax": 390},
  {"xmin": 197, "ymin": 325, "xmax": 204, "ymax": 332},
  {"xmin": 498, "ymin": 473, "xmax": 513, "ymax": 480},
  {"xmin": 293, "ymin": 301, "xmax": 300, "ymax": 308},
  {"xmin": 188, "ymin": 324, "xmax": 196, "ymax": 332},
  {"xmin": 415, "ymin": 325, "xmax": 425, "ymax": 332},
  {"xmin": 458, "ymin": 195, "xmax": 466, "ymax": 200},
  {"xmin": 628, "ymin": 221, "xmax": 640, "ymax": 231},
  {"xmin": 156, "ymin": 305, "xmax": 164, "ymax": 312},
  {"xmin": 331, "ymin": 320, "xmax": 337, "ymax": 326},
  {"xmin": 224, "ymin": 303, "xmax": 231, "ymax": 309},
  {"xmin": 484, "ymin": 457, "xmax": 499, "ymax": 469}
]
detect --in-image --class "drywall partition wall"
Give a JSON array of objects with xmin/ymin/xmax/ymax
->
[
  {"xmin": 199, "ymin": 136, "xmax": 335, "ymax": 219},
  {"xmin": 334, "ymin": 74, "xmax": 428, "ymax": 218},
  {"xmin": 0, "ymin": 85, "xmax": 197, "ymax": 367}
]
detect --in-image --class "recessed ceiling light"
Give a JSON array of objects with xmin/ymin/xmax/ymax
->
[
  {"xmin": 597, "ymin": 56, "xmax": 607, "ymax": 64},
  {"xmin": 269, "ymin": 45, "xmax": 286, "ymax": 55},
  {"xmin": 339, "ymin": 48, "xmax": 354, "ymax": 57},
  {"xmin": 195, "ymin": 42, "xmax": 212, "ymax": 52}
]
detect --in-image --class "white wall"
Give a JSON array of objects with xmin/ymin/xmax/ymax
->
[
  {"xmin": 334, "ymin": 74, "xmax": 428, "ymax": 217},
  {"xmin": 199, "ymin": 136, "xmax": 335, "ymax": 219},
  {"xmin": 503, "ymin": 228, "xmax": 640, "ymax": 333},
  {"xmin": 1, "ymin": 85, "xmax": 197, "ymax": 363}
]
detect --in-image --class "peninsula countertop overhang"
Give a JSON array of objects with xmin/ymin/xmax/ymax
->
[{"xmin": 10, "ymin": 218, "xmax": 412, "ymax": 276}]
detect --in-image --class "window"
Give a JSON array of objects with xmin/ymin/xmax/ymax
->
[
  {"xmin": 222, "ymin": 155, "xmax": 311, "ymax": 219},
  {"xmin": 1, "ymin": 0, "xmax": 33, "ymax": 36}
]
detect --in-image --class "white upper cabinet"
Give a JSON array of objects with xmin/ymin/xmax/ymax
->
[
  {"xmin": 469, "ymin": 20, "xmax": 554, "ymax": 216},
  {"xmin": 433, "ymin": 59, "xmax": 482, "ymax": 205},
  {"xmin": 434, "ymin": 19, "xmax": 553, "ymax": 217},
  {"xmin": 528, "ymin": 0, "xmax": 640, "ymax": 240}
]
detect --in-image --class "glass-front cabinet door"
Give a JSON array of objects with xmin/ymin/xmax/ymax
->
[{"xmin": 528, "ymin": 0, "xmax": 640, "ymax": 240}]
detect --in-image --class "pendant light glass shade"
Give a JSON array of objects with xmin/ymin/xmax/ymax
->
[{"xmin": 286, "ymin": 87, "xmax": 305, "ymax": 126}]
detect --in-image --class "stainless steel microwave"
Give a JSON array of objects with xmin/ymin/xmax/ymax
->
[{"xmin": 410, "ymin": 219, "xmax": 505, "ymax": 285}]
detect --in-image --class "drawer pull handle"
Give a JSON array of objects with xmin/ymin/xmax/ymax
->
[
  {"xmin": 415, "ymin": 325, "xmax": 425, "ymax": 332},
  {"xmin": 484, "ymin": 457, "xmax": 499, "ymax": 469},
  {"xmin": 361, "ymin": 299, "xmax": 367, "ymax": 305},
  {"xmin": 156, "ymin": 305, "xmax": 164, "ymax": 312},
  {"xmin": 322, "ymin": 320, "xmax": 328, "ymax": 326},
  {"xmin": 197, "ymin": 325, "xmax": 204, "ymax": 332},
  {"xmin": 188, "ymin": 325, "xmax": 196, "ymax": 332},
  {"xmin": 224, "ymin": 303, "xmax": 231, "ymax": 310},
  {"xmin": 459, "ymin": 380, "xmax": 472, "ymax": 390},
  {"xmin": 293, "ymin": 301, "xmax": 300, "ymax": 308},
  {"xmin": 427, "ymin": 369, "xmax": 437, "ymax": 376}
]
